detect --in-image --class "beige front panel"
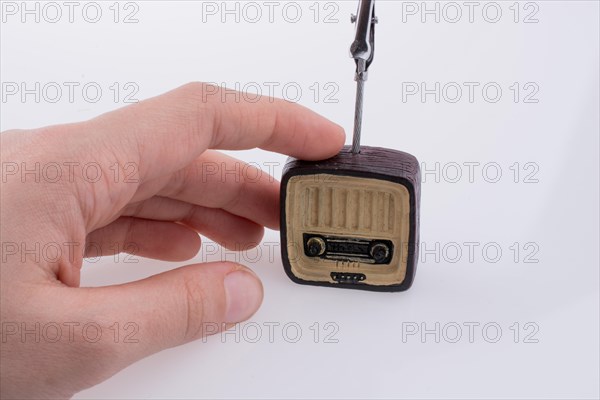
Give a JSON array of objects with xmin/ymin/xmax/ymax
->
[{"xmin": 285, "ymin": 174, "xmax": 410, "ymax": 286}]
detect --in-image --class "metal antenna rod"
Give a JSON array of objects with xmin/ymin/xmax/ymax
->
[
  {"xmin": 352, "ymin": 79, "xmax": 365, "ymax": 154},
  {"xmin": 349, "ymin": 0, "xmax": 376, "ymax": 154}
]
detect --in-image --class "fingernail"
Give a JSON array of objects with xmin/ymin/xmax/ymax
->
[{"xmin": 224, "ymin": 270, "xmax": 263, "ymax": 323}]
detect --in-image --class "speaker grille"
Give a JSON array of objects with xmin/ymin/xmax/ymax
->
[{"xmin": 302, "ymin": 185, "xmax": 396, "ymax": 234}]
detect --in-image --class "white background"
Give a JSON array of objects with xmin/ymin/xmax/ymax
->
[{"xmin": 1, "ymin": 1, "xmax": 599, "ymax": 398}]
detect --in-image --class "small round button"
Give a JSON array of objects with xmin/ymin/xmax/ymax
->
[
  {"xmin": 306, "ymin": 237, "xmax": 326, "ymax": 257},
  {"xmin": 370, "ymin": 243, "xmax": 390, "ymax": 263}
]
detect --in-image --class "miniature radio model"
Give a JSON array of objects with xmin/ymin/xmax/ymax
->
[{"xmin": 280, "ymin": 0, "xmax": 421, "ymax": 292}]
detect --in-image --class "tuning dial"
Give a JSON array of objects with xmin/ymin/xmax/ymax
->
[
  {"xmin": 306, "ymin": 237, "xmax": 326, "ymax": 257},
  {"xmin": 370, "ymin": 243, "xmax": 390, "ymax": 263}
]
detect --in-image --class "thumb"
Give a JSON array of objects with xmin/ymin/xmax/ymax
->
[{"xmin": 80, "ymin": 261, "xmax": 263, "ymax": 361}]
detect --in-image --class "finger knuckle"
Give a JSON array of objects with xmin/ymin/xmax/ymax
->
[{"xmin": 181, "ymin": 274, "xmax": 209, "ymax": 342}]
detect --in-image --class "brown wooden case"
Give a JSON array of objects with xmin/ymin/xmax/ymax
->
[{"xmin": 280, "ymin": 145, "xmax": 421, "ymax": 292}]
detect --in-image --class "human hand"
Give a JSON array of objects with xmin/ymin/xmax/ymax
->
[{"xmin": 0, "ymin": 83, "xmax": 345, "ymax": 399}]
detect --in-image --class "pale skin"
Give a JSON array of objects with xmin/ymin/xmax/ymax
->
[{"xmin": 0, "ymin": 83, "xmax": 345, "ymax": 399}]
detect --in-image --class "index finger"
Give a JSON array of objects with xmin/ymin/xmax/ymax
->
[{"xmin": 83, "ymin": 82, "xmax": 346, "ymax": 182}]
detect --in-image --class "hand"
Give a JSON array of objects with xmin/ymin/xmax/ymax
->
[{"xmin": 0, "ymin": 83, "xmax": 345, "ymax": 399}]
